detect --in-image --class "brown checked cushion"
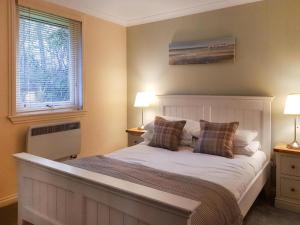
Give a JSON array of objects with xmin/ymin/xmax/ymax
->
[
  {"xmin": 194, "ymin": 120, "xmax": 239, "ymax": 158},
  {"xmin": 149, "ymin": 116, "xmax": 186, "ymax": 151}
]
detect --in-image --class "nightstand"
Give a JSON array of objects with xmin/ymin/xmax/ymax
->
[
  {"xmin": 126, "ymin": 128, "xmax": 146, "ymax": 146},
  {"xmin": 274, "ymin": 144, "xmax": 300, "ymax": 213}
]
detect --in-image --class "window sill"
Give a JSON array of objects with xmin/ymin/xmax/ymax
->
[{"xmin": 8, "ymin": 109, "xmax": 87, "ymax": 124}]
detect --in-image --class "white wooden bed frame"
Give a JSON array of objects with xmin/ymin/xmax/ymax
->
[{"xmin": 14, "ymin": 95, "xmax": 273, "ymax": 225}]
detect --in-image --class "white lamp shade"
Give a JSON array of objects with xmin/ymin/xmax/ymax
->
[
  {"xmin": 284, "ymin": 94, "xmax": 300, "ymax": 115},
  {"xmin": 134, "ymin": 92, "xmax": 151, "ymax": 108}
]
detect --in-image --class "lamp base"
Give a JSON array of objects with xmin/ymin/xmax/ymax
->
[
  {"xmin": 137, "ymin": 125, "xmax": 145, "ymax": 130},
  {"xmin": 287, "ymin": 141, "xmax": 300, "ymax": 150}
]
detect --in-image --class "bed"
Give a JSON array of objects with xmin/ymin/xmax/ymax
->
[{"xmin": 14, "ymin": 95, "xmax": 273, "ymax": 225}]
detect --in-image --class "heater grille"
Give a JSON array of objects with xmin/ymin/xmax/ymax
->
[{"xmin": 31, "ymin": 122, "xmax": 80, "ymax": 136}]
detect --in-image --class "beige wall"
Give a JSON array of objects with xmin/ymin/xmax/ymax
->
[
  {"xmin": 127, "ymin": 0, "xmax": 300, "ymax": 148},
  {"xmin": 1, "ymin": 0, "xmax": 300, "ymax": 207},
  {"xmin": 0, "ymin": 0, "xmax": 127, "ymax": 205}
]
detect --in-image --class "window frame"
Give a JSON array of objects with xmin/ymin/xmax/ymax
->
[{"xmin": 8, "ymin": 0, "xmax": 87, "ymax": 124}]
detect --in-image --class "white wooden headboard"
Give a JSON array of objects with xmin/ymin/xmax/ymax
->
[{"xmin": 154, "ymin": 95, "xmax": 273, "ymax": 160}]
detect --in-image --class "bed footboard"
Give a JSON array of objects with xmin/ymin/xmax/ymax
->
[{"xmin": 14, "ymin": 153, "xmax": 199, "ymax": 225}]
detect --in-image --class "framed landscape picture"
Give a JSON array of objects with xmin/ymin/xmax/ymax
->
[{"xmin": 169, "ymin": 37, "xmax": 235, "ymax": 65}]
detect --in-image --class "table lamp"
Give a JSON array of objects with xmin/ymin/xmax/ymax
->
[
  {"xmin": 134, "ymin": 92, "xmax": 150, "ymax": 130},
  {"xmin": 284, "ymin": 94, "xmax": 300, "ymax": 149}
]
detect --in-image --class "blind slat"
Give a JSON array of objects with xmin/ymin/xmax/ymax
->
[{"xmin": 16, "ymin": 6, "xmax": 83, "ymax": 113}]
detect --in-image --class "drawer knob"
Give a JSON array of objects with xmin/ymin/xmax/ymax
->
[
  {"xmin": 291, "ymin": 165, "xmax": 296, "ymax": 169},
  {"xmin": 291, "ymin": 188, "xmax": 296, "ymax": 192}
]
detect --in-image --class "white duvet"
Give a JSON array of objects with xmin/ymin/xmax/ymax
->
[{"xmin": 107, "ymin": 143, "xmax": 267, "ymax": 200}]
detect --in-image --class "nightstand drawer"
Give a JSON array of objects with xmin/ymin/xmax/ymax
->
[
  {"xmin": 126, "ymin": 128, "xmax": 146, "ymax": 147},
  {"xmin": 275, "ymin": 145, "xmax": 300, "ymax": 212},
  {"xmin": 280, "ymin": 155, "xmax": 300, "ymax": 177},
  {"xmin": 281, "ymin": 178, "xmax": 300, "ymax": 200},
  {"xmin": 128, "ymin": 135, "xmax": 143, "ymax": 146}
]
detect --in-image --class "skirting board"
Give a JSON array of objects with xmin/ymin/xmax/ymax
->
[
  {"xmin": 275, "ymin": 198, "xmax": 300, "ymax": 213},
  {"xmin": 0, "ymin": 193, "xmax": 17, "ymax": 208}
]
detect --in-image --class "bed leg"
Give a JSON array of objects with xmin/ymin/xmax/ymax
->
[{"xmin": 263, "ymin": 164, "xmax": 276, "ymax": 202}]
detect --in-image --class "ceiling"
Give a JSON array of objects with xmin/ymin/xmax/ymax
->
[{"xmin": 46, "ymin": 0, "xmax": 262, "ymax": 26}]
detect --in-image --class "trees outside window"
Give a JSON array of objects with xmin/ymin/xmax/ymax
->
[{"xmin": 16, "ymin": 7, "xmax": 82, "ymax": 113}]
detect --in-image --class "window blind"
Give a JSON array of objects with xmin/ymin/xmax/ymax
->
[{"xmin": 16, "ymin": 6, "xmax": 83, "ymax": 113}]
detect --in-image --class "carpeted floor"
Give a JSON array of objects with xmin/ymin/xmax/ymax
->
[
  {"xmin": 244, "ymin": 198, "xmax": 300, "ymax": 225},
  {"xmin": 1, "ymin": 197, "xmax": 300, "ymax": 225},
  {"xmin": 0, "ymin": 203, "xmax": 17, "ymax": 225}
]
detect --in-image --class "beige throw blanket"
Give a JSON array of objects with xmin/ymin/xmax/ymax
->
[{"xmin": 65, "ymin": 156, "xmax": 243, "ymax": 225}]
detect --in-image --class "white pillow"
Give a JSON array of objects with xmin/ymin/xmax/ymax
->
[
  {"xmin": 141, "ymin": 131, "xmax": 153, "ymax": 144},
  {"xmin": 234, "ymin": 130, "xmax": 258, "ymax": 147},
  {"xmin": 144, "ymin": 116, "xmax": 199, "ymax": 132},
  {"xmin": 144, "ymin": 116, "xmax": 200, "ymax": 147},
  {"xmin": 234, "ymin": 141, "xmax": 261, "ymax": 156}
]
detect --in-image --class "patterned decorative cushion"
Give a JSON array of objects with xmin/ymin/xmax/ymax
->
[
  {"xmin": 149, "ymin": 116, "xmax": 186, "ymax": 151},
  {"xmin": 144, "ymin": 116, "xmax": 200, "ymax": 147},
  {"xmin": 194, "ymin": 120, "xmax": 239, "ymax": 158}
]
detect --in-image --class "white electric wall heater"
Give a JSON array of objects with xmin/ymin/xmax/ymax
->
[{"xmin": 27, "ymin": 121, "xmax": 81, "ymax": 161}]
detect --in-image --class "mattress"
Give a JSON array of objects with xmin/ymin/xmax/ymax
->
[{"xmin": 107, "ymin": 143, "xmax": 267, "ymax": 200}]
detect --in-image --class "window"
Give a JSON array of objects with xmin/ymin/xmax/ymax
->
[{"xmin": 16, "ymin": 6, "xmax": 83, "ymax": 113}]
